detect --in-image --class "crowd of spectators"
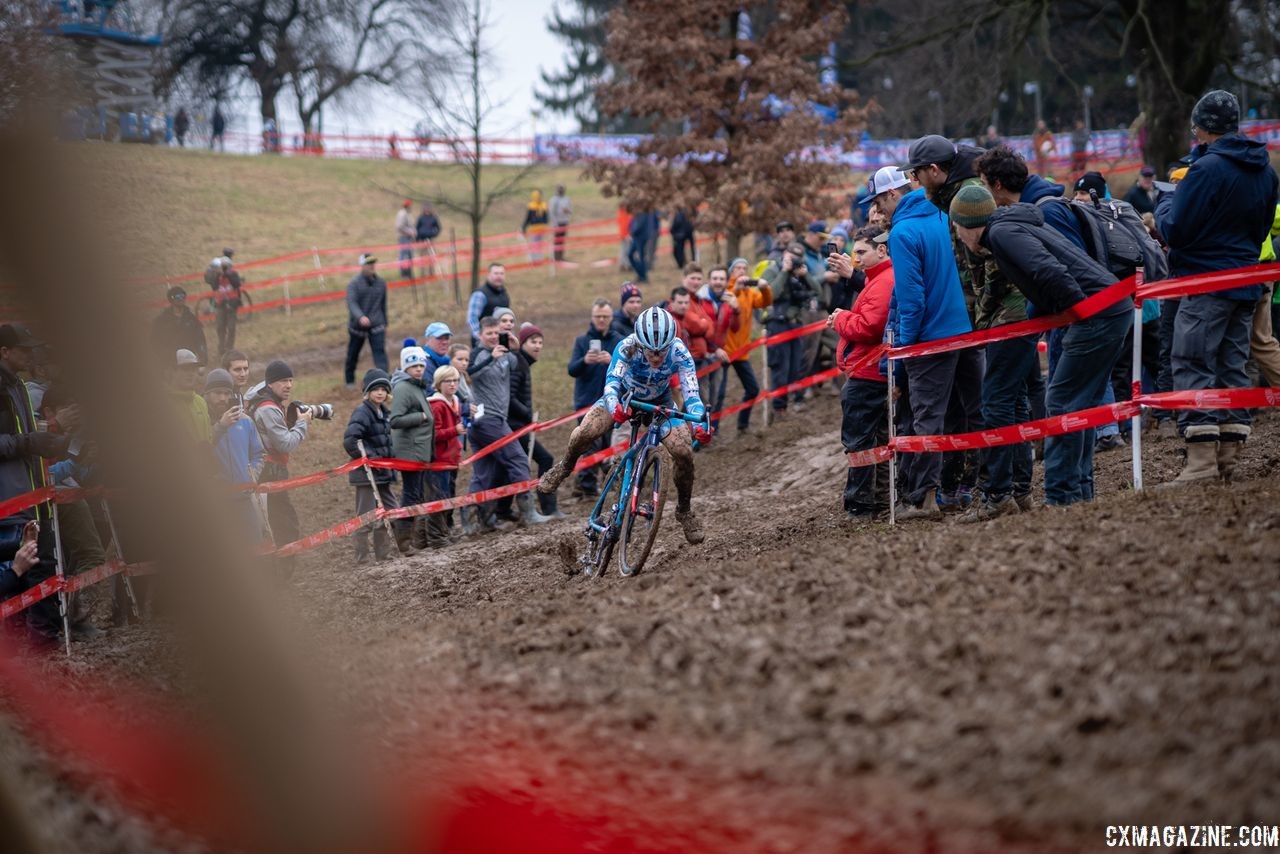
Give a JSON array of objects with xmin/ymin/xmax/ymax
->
[{"xmin": 4, "ymin": 90, "xmax": 1278, "ymax": 646}]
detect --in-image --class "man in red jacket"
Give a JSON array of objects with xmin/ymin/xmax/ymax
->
[
  {"xmin": 829, "ymin": 227, "xmax": 894, "ymax": 519},
  {"xmin": 696, "ymin": 266, "xmax": 740, "ymax": 430}
]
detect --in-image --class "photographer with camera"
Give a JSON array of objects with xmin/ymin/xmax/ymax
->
[
  {"xmin": 763, "ymin": 241, "xmax": 820, "ymax": 414},
  {"xmin": 250, "ymin": 360, "xmax": 328, "ymax": 572}
]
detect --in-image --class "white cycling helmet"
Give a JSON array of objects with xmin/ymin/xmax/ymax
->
[{"xmin": 634, "ymin": 306, "xmax": 676, "ymax": 352}]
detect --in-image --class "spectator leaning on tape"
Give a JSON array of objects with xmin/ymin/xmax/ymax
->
[
  {"xmin": 343, "ymin": 369, "xmax": 399, "ymax": 564},
  {"xmin": 829, "ymin": 227, "xmax": 894, "ymax": 519},
  {"xmin": 344, "ymin": 253, "xmax": 389, "ymax": 387},
  {"xmin": 950, "ymin": 183, "xmax": 1133, "ymax": 508},
  {"xmin": 249, "ymin": 359, "xmax": 312, "ymax": 573},
  {"xmin": 389, "ymin": 345, "xmax": 439, "ymax": 553},
  {"xmin": 467, "ymin": 262, "xmax": 510, "ymax": 347},
  {"xmin": 567, "ymin": 299, "xmax": 623, "ymax": 498},
  {"xmin": 0, "ymin": 323, "xmax": 70, "ymax": 643},
  {"xmin": 890, "ymin": 136, "xmax": 979, "ymax": 520}
]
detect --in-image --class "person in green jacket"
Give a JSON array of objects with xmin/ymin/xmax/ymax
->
[{"xmin": 389, "ymin": 346, "xmax": 438, "ymax": 552}]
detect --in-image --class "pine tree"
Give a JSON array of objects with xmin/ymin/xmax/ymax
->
[{"xmin": 535, "ymin": 0, "xmax": 616, "ymax": 132}]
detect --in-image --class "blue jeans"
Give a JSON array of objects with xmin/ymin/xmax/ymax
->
[
  {"xmin": 1044, "ymin": 310, "xmax": 1132, "ymax": 505},
  {"xmin": 627, "ymin": 240, "xmax": 648, "ymax": 282},
  {"xmin": 981, "ymin": 335, "xmax": 1038, "ymax": 502},
  {"xmin": 1172, "ymin": 294, "xmax": 1254, "ymax": 433}
]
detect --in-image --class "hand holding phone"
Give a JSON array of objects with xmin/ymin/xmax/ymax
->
[{"xmin": 498, "ymin": 332, "xmax": 510, "ymax": 348}]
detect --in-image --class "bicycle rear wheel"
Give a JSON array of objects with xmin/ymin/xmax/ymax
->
[
  {"xmin": 581, "ymin": 461, "xmax": 625, "ymax": 578},
  {"xmin": 618, "ymin": 449, "xmax": 666, "ymax": 577}
]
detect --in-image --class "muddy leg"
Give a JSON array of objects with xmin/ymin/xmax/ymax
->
[{"xmin": 661, "ymin": 423, "xmax": 696, "ymax": 511}]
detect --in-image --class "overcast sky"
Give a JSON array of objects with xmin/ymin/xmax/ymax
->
[{"xmin": 324, "ymin": 0, "xmax": 574, "ymax": 139}]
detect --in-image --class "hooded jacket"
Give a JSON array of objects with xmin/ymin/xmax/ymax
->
[
  {"xmin": 1018, "ymin": 174, "xmax": 1087, "ymax": 251},
  {"xmin": 467, "ymin": 345, "xmax": 516, "ymax": 422},
  {"xmin": 981, "ymin": 203, "xmax": 1130, "ymax": 319},
  {"xmin": 212, "ymin": 410, "xmax": 263, "ymax": 484},
  {"xmin": 389, "ymin": 374, "xmax": 434, "ymax": 463},
  {"xmin": 836, "ymin": 258, "xmax": 894, "ymax": 383},
  {"xmin": 695, "ymin": 285, "xmax": 741, "ymax": 352},
  {"xmin": 886, "ymin": 188, "xmax": 972, "ymax": 345},
  {"xmin": 428, "ymin": 393, "xmax": 463, "ymax": 467},
  {"xmin": 344, "ymin": 399, "xmax": 395, "ymax": 484},
  {"xmin": 568, "ymin": 325, "xmax": 624, "ymax": 409},
  {"xmin": 669, "ymin": 298, "xmax": 712, "ymax": 361},
  {"xmin": 1156, "ymin": 133, "xmax": 1279, "ymax": 301},
  {"xmin": 610, "ymin": 307, "xmax": 636, "ymax": 339},
  {"xmin": 724, "ymin": 278, "xmax": 772, "ymax": 358}
]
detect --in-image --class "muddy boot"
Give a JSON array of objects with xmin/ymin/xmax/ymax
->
[
  {"xmin": 537, "ymin": 487, "xmax": 566, "ymax": 520},
  {"xmin": 459, "ymin": 505, "xmax": 483, "ymax": 536},
  {"xmin": 537, "ymin": 460, "xmax": 571, "ymax": 494},
  {"xmin": 354, "ymin": 533, "xmax": 371, "ymax": 566},
  {"xmin": 1159, "ymin": 438, "xmax": 1220, "ymax": 489},
  {"xmin": 479, "ymin": 503, "xmax": 516, "ymax": 533},
  {"xmin": 394, "ymin": 519, "xmax": 419, "ymax": 556},
  {"xmin": 675, "ymin": 507, "xmax": 705, "ymax": 545},
  {"xmin": 1217, "ymin": 424, "xmax": 1250, "ymax": 482},
  {"xmin": 411, "ymin": 516, "xmax": 430, "ymax": 550},
  {"xmin": 425, "ymin": 512, "xmax": 449, "ymax": 548},
  {"xmin": 517, "ymin": 493, "xmax": 553, "ymax": 525},
  {"xmin": 373, "ymin": 527, "xmax": 393, "ymax": 562},
  {"xmin": 897, "ymin": 487, "xmax": 942, "ymax": 520}
]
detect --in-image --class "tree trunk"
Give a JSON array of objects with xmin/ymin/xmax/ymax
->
[
  {"xmin": 255, "ymin": 71, "xmax": 283, "ymax": 154},
  {"xmin": 724, "ymin": 230, "xmax": 742, "ymax": 261}
]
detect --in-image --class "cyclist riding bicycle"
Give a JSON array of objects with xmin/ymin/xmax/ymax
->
[{"xmin": 538, "ymin": 305, "xmax": 713, "ymax": 544}]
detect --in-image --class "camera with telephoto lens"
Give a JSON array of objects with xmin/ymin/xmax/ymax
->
[{"xmin": 285, "ymin": 401, "xmax": 334, "ymax": 426}]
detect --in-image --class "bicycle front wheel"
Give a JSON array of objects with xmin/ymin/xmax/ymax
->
[
  {"xmin": 619, "ymin": 448, "xmax": 666, "ymax": 577},
  {"xmin": 582, "ymin": 458, "xmax": 625, "ymax": 578}
]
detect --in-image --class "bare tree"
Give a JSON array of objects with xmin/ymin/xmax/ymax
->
[{"xmin": 392, "ymin": 0, "xmax": 537, "ymax": 292}]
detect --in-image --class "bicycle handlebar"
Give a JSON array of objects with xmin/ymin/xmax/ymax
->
[{"xmin": 627, "ymin": 399, "xmax": 705, "ymax": 424}]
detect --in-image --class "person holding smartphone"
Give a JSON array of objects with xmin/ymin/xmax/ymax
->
[
  {"xmin": 0, "ymin": 520, "xmax": 39, "ymax": 600},
  {"xmin": 203, "ymin": 369, "xmax": 265, "ymax": 537}
]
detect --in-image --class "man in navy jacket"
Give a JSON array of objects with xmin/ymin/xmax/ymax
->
[
  {"xmin": 1156, "ymin": 90, "xmax": 1279, "ymax": 485},
  {"xmin": 567, "ymin": 299, "xmax": 623, "ymax": 496}
]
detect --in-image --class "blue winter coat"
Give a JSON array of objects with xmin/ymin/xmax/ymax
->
[
  {"xmin": 886, "ymin": 188, "xmax": 972, "ymax": 346},
  {"xmin": 214, "ymin": 415, "xmax": 264, "ymax": 485},
  {"xmin": 568, "ymin": 325, "xmax": 625, "ymax": 409},
  {"xmin": 1156, "ymin": 133, "xmax": 1280, "ymax": 301},
  {"xmin": 1019, "ymin": 175, "xmax": 1087, "ymax": 251}
]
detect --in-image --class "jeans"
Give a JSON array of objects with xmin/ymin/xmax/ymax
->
[
  {"xmin": 903, "ymin": 348, "xmax": 985, "ymax": 505},
  {"xmin": 627, "ymin": 240, "xmax": 648, "ymax": 282},
  {"xmin": 699, "ymin": 359, "xmax": 726, "ymax": 426},
  {"xmin": 398, "ymin": 236, "xmax": 413, "ymax": 277},
  {"xmin": 981, "ymin": 335, "xmax": 1038, "ymax": 502},
  {"xmin": 344, "ymin": 328, "xmax": 388, "ymax": 385},
  {"xmin": 1043, "ymin": 310, "xmax": 1132, "ymax": 505},
  {"xmin": 467, "ymin": 417, "xmax": 531, "ymax": 516},
  {"xmin": 765, "ymin": 320, "xmax": 805, "ymax": 410},
  {"xmin": 1172, "ymin": 294, "xmax": 1255, "ymax": 432},
  {"xmin": 841, "ymin": 378, "xmax": 889, "ymax": 513},
  {"xmin": 715, "ymin": 360, "xmax": 761, "ymax": 430}
]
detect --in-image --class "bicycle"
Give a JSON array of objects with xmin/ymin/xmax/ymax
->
[
  {"xmin": 578, "ymin": 397, "xmax": 703, "ymax": 578},
  {"xmin": 196, "ymin": 289, "xmax": 255, "ymax": 322}
]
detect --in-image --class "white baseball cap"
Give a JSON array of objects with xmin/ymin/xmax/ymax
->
[{"xmin": 865, "ymin": 166, "xmax": 910, "ymax": 200}]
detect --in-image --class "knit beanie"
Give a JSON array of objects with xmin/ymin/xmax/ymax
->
[
  {"xmin": 432, "ymin": 365, "xmax": 460, "ymax": 388},
  {"xmin": 400, "ymin": 346, "xmax": 428, "ymax": 370},
  {"xmin": 204, "ymin": 368, "xmax": 234, "ymax": 392},
  {"xmin": 948, "ymin": 183, "xmax": 997, "ymax": 229},
  {"xmin": 362, "ymin": 368, "xmax": 392, "ymax": 394},
  {"xmin": 518, "ymin": 322, "xmax": 543, "ymax": 345},
  {"xmin": 493, "ymin": 307, "xmax": 515, "ymax": 323},
  {"xmin": 728, "ymin": 256, "xmax": 749, "ymax": 274},
  {"xmin": 620, "ymin": 282, "xmax": 642, "ymax": 304},
  {"xmin": 265, "ymin": 360, "xmax": 293, "ymax": 384},
  {"xmin": 1191, "ymin": 90, "xmax": 1240, "ymax": 135}
]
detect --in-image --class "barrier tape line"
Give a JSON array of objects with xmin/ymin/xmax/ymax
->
[{"xmin": 0, "ymin": 559, "xmax": 152, "ymax": 620}]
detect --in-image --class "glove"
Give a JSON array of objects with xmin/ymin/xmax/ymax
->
[
  {"xmin": 611, "ymin": 403, "xmax": 631, "ymax": 424},
  {"xmin": 18, "ymin": 432, "xmax": 69, "ymax": 460},
  {"xmin": 692, "ymin": 422, "xmax": 714, "ymax": 445}
]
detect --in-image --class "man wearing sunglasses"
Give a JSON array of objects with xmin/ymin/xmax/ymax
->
[{"xmin": 538, "ymin": 305, "xmax": 711, "ymax": 544}]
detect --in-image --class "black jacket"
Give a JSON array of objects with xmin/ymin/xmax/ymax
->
[
  {"xmin": 0, "ymin": 363, "xmax": 48, "ymax": 527},
  {"xmin": 151, "ymin": 307, "xmax": 208, "ymax": 366},
  {"xmin": 1156, "ymin": 133, "xmax": 1279, "ymax": 300},
  {"xmin": 346, "ymin": 273, "xmax": 388, "ymax": 332},
  {"xmin": 509, "ymin": 349, "xmax": 535, "ymax": 429},
  {"xmin": 1122, "ymin": 183, "xmax": 1157, "ymax": 216},
  {"xmin": 416, "ymin": 213, "xmax": 441, "ymax": 240},
  {"xmin": 610, "ymin": 308, "xmax": 635, "ymax": 339},
  {"xmin": 982, "ymin": 203, "xmax": 1130, "ymax": 319},
  {"xmin": 568, "ymin": 325, "xmax": 624, "ymax": 409},
  {"xmin": 670, "ymin": 209, "xmax": 695, "ymax": 241},
  {"xmin": 343, "ymin": 400, "xmax": 395, "ymax": 484}
]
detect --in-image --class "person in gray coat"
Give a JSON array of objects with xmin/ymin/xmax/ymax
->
[
  {"xmin": 389, "ymin": 345, "xmax": 442, "ymax": 551},
  {"xmin": 344, "ymin": 253, "xmax": 389, "ymax": 386}
]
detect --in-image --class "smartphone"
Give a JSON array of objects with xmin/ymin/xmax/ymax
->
[
  {"xmin": 21, "ymin": 520, "xmax": 38, "ymax": 544},
  {"xmin": 588, "ymin": 339, "xmax": 602, "ymax": 352},
  {"xmin": 498, "ymin": 332, "xmax": 510, "ymax": 348},
  {"xmin": 823, "ymin": 241, "xmax": 838, "ymax": 257}
]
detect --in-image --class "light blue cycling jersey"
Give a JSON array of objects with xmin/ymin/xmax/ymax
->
[{"xmin": 600, "ymin": 334, "xmax": 706, "ymax": 423}]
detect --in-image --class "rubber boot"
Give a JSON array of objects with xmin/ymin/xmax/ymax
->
[
  {"xmin": 373, "ymin": 527, "xmax": 393, "ymax": 562},
  {"xmin": 425, "ymin": 511, "xmax": 449, "ymax": 548},
  {"xmin": 897, "ymin": 487, "xmax": 942, "ymax": 520},
  {"xmin": 411, "ymin": 516, "xmax": 430, "ymax": 550},
  {"xmin": 394, "ymin": 519, "xmax": 419, "ymax": 556},
  {"xmin": 478, "ymin": 503, "xmax": 515, "ymax": 533},
  {"xmin": 1160, "ymin": 440, "xmax": 1220, "ymax": 488},
  {"xmin": 1217, "ymin": 424, "xmax": 1250, "ymax": 482},
  {"xmin": 538, "ymin": 487, "xmax": 566, "ymax": 520},
  {"xmin": 459, "ymin": 505, "xmax": 481, "ymax": 537},
  {"xmin": 518, "ymin": 492, "xmax": 553, "ymax": 525}
]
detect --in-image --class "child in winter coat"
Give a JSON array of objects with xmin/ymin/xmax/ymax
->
[
  {"xmin": 343, "ymin": 369, "xmax": 398, "ymax": 563},
  {"xmin": 428, "ymin": 365, "xmax": 466, "ymax": 537},
  {"xmin": 389, "ymin": 346, "xmax": 435, "ymax": 552}
]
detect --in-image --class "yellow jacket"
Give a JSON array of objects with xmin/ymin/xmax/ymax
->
[{"xmin": 725, "ymin": 276, "xmax": 773, "ymax": 359}]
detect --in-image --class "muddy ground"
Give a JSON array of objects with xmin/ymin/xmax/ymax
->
[{"xmin": 5, "ymin": 393, "xmax": 1280, "ymax": 852}]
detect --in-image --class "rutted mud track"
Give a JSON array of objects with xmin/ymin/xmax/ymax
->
[{"xmin": 19, "ymin": 396, "xmax": 1280, "ymax": 852}]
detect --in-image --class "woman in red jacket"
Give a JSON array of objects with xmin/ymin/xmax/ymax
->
[
  {"xmin": 428, "ymin": 365, "xmax": 466, "ymax": 541},
  {"xmin": 829, "ymin": 227, "xmax": 894, "ymax": 519}
]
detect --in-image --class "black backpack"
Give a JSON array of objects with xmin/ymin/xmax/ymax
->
[{"xmin": 1036, "ymin": 193, "xmax": 1169, "ymax": 282}]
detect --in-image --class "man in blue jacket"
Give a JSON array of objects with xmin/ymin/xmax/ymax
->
[
  {"xmin": 891, "ymin": 136, "xmax": 981, "ymax": 519},
  {"xmin": 1156, "ymin": 90, "xmax": 1280, "ymax": 485},
  {"xmin": 567, "ymin": 299, "xmax": 623, "ymax": 496}
]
